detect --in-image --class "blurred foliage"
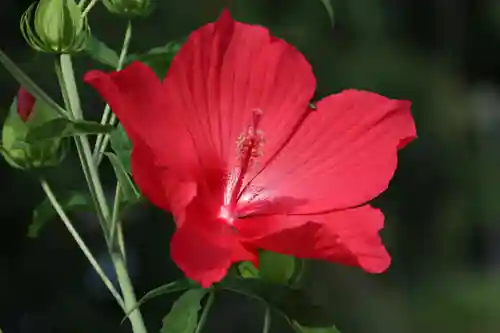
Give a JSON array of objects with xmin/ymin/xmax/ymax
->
[{"xmin": 1, "ymin": 0, "xmax": 500, "ymax": 333}]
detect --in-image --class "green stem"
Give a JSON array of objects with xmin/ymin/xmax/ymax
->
[
  {"xmin": 109, "ymin": 183, "xmax": 123, "ymax": 255},
  {"xmin": 57, "ymin": 54, "xmax": 148, "ymax": 333},
  {"xmin": 39, "ymin": 179, "xmax": 125, "ymax": 309},
  {"xmin": 93, "ymin": 20, "xmax": 133, "ymax": 165},
  {"xmin": 59, "ymin": 55, "xmax": 84, "ymax": 118},
  {"xmin": 94, "ymin": 120, "xmax": 116, "ymax": 165},
  {"xmin": 78, "ymin": 0, "xmax": 88, "ymax": 9},
  {"xmin": 194, "ymin": 291, "xmax": 215, "ymax": 333},
  {"xmin": 57, "ymin": 56, "xmax": 111, "ymax": 230},
  {"xmin": 112, "ymin": 251, "xmax": 148, "ymax": 333},
  {"xmin": 262, "ymin": 307, "xmax": 271, "ymax": 333},
  {"xmin": 0, "ymin": 49, "xmax": 68, "ymax": 117},
  {"xmin": 54, "ymin": 60, "xmax": 106, "ymax": 234},
  {"xmin": 81, "ymin": 0, "xmax": 99, "ymax": 17},
  {"xmin": 116, "ymin": 221, "xmax": 127, "ymax": 262}
]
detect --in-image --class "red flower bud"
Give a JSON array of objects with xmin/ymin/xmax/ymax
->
[{"xmin": 17, "ymin": 87, "xmax": 36, "ymax": 122}]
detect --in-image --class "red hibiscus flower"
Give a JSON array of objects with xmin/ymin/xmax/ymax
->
[
  {"xmin": 84, "ymin": 10, "xmax": 416, "ymax": 287},
  {"xmin": 17, "ymin": 87, "xmax": 36, "ymax": 122}
]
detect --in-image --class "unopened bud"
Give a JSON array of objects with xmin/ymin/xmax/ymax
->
[
  {"xmin": 102, "ymin": 0, "xmax": 155, "ymax": 18},
  {"xmin": 1, "ymin": 88, "xmax": 67, "ymax": 170},
  {"xmin": 20, "ymin": 0, "xmax": 90, "ymax": 54}
]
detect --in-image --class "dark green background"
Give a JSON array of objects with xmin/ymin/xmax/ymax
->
[{"xmin": 2, "ymin": 0, "xmax": 500, "ymax": 332}]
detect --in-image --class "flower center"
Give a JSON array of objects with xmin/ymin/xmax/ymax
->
[{"xmin": 220, "ymin": 109, "xmax": 265, "ymax": 224}]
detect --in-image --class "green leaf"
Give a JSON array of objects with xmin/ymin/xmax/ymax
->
[
  {"xmin": 161, "ymin": 289, "xmax": 209, "ymax": 333},
  {"xmin": 0, "ymin": 49, "xmax": 68, "ymax": 117},
  {"xmin": 126, "ymin": 41, "xmax": 182, "ymax": 78},
  {"xmin": 25, "ymin": 118, "xmax": 113, "ymax": 143},
  {"xmin": 105, "ymin": 152, "xmax": 139, "ymax": 203},
  {"xmin": 123, "ymin": 279, "xmax": 198, "ymax": 320},
  {"xmin": 292, "ymin": 322, "xmax": 341, "ymax": 333},
  {"xmin": 110, "ymin": 124, "xmax": 132, "ymax": 173},
  {"xmin": 84, "ymin": 36, "xmax": 120, "ymax": 67},
  {"xmin": 29, "ymin": 191, "xmax": 92, "ymax": 238},
  {"xmin": 218, "ymin": 278, "xmax": 335, "ymax": 328},
  {"xmin": 259, "ymin": 251, "xmax": 296, "ymax": 284},
  {"xmin": 319, "ymin": 0, "xmax": 335, "ymax": 26}
]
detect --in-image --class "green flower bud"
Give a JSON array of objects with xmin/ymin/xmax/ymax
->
[
  {"xmin": 102, "ymin": 0, "xmax": 155, "ymax": 18},
  {"xmin": 20, "ymin": 0, "xmax": 90, "ymax": 54},
  {"xmin": 1, "ymin": 88, "xmax": 67, "ymax": 170}
]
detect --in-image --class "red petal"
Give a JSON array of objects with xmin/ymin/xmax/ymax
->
[
  {"xmin": 85, "ymin": 11, "xmax": 315, "ymax": 214},
  {"xmin": 84, "ymin": 62, "xmax": 198, "ymax": 177},
  {"xmin": 84, "ymin": 62, "xmax": 200, "ymax": 212},
  {"xmin": 170, "ymin": 194, "xmax": 256, "ymax": 287},
  {"xmin": 246, "ymin": 90, "xmax": 416, "ymax": 213},
  {"xmin": 130, "ymin": 141, "xmax": 196, "ymax": 220},
  {"xmin": 238, "ymin": 205, "xmax": 390, "ymax": 273},
  {"xmin": 163, "ymin": 10, "xmax": 315, "ymax": 170}
]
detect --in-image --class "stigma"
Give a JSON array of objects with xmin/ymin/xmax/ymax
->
[{"xmin": 222, "ymin": 109, "xmax": 266, "ymax": 220}]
